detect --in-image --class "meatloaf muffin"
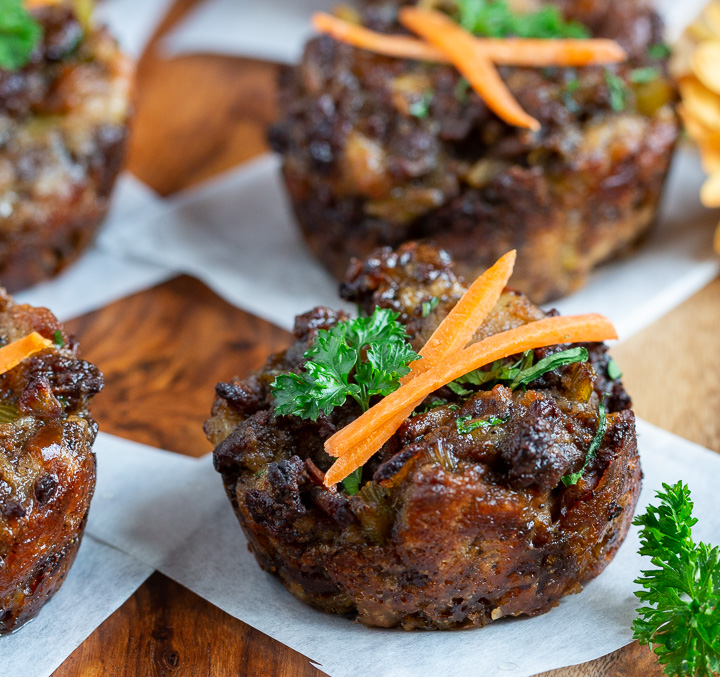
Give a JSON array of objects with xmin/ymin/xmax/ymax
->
[
  {"xmin": 0, "ymin": 291, "xmax": 103, "ymax": 633},
  {"xmin": 0, "ymin": 2, "xmax": 133, "ymax": 292},
  {"xmin": 269, "ymin": 0, "xmax": 679, "ymax": 303},
  {"xmin": 207, "ymin": 243, "xmax": 641, "ymax": 629}
]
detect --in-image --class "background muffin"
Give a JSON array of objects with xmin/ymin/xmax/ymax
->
[
  {"xmin": 270, "ymin": 0, "xmax": 679, "ymax": 303},
  {"xmin": 0, "ymin": 1, "xmax": 133, "ymax": 291}
]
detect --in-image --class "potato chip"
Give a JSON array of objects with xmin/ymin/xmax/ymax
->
[
  {"xmin": 671, "ymin": 35, "xmax": 695, "ymax": 79},
  {"xmin": 704, "ymin": 2, "xmax": 720, "ymax": 38},
  {"xmin": 679, "ymin": 104, "xmax": 718, "ymax": 141},
  {"xmin": 700, "ymin": 170, "xmax": 720, "ymax": 207},
  {"xmin": 688, "ymin": 20, "xmax": 719, "ymax": 43},
  {"xmin": 692, "ymin": 41, "xmax": 720, "ymax": 95},
  {"xmin": 701, "ymin": 145, "xmax": 720, "ymax": 174},
  {"xmin": 679, "ymin": 104, "xmax": 720, "ymax": 170},
  {"xmin": 680, "ymin": 76, "xmax": 720, "ymax": 133}
]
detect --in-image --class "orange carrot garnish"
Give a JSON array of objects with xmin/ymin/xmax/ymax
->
[
  {"xmin": 313, "ymin": 12, "xmax": 626, "ymax": 68},
  {"xmin": 325, "ymin": 250, "xmax": 516, "ymax": 460},
  {"xmin": 323, "ymin": 313, "xmax": 616, "ymax": 486},
  {"xmin": 0, "ymin": 332, "xmax": 53, "ymax": 376},
  {"xmin": 476, "ymin": 38, "xmax": 626, "ymax": 67},
  {"xmin": 398, "ymin": 7, "xmax": 540, "ymax": 130},
  {"xmin": 312, "ymin": 12, "xmax": 447, "ymax": 63},
  {"xmin": 408, "ymin": 249, "xmax": 516, "ymax": 379}
]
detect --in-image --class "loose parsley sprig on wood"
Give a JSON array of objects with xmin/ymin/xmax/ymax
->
[
  {"xmin": 633, "ymin": 482, "xmax": 720, "ymax": 677},
  {"xmin": 0, "ymin": 0, "xmax": 42, "ymax": 71},
  {"xmin": 272, "ymin": 308, "xmax": 420, "ymax": 420},
  {"xmin": 456, "ymin": 0, "xmax": 589, "ymax": 39}
]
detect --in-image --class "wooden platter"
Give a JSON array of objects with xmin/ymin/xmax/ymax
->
[{"xmin": 49, "ymin": 1, "xmax": 720, "ymax": 674}]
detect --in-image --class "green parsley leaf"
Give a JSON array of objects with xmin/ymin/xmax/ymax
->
[
  {"xmin": 0, "ymin": 403, "xmax": 20, "ymax": 424},
  {"xmin": 0, "ymin": 0, "xmax": 42, "ymax": 71},
  {"xmin": 414, "ymin": 398, "xmax": 449, "ymax": 415},
  {"xmin": 605, "ymin": 70, "xmax": 627, "ymax": 112},
  {"xmin": 272, "ymin": 308, "xmax": 420, "ymax": 420},
  {"xmin": 630, "ymin": 67, "xmax": 661, "ymax": 84},
  {"xmin": 452, "ymin": 346, "xmax": 588, "ymax": 394},
  {"xmin": 607, "ymin": 358, "xmax": 622, "ymax": 381},
  {"xmin": 454, "ymin": 77, "xmax": 470, "ymax": 103},
  {"xmin": 409, "ymin": 91, "xmax": 433, "ymax": 119},
  {"xmin": 561, "ymin": 397, "xmax": 606, "ymax": 486},
  {"xmin": 511, "ymin": 346, "xmax": 589, "ymax": 388},
  {"xmin": 53, "ymin": 330, "xmax": 64, "ymax": 348},
  {"xmin": 342, "ymin": 467, "xmax": 363, "ymax": 495},
  {"xmin": 633, "ymin": 482, "xmax": 720, "ymax": 677},
  {"xmin": 562, "ymin": 75, "xmax": 581, "ymax": 113},
  {"xmin": 422, "ymin": 297, "xmax": 439, "ymax": 318},
  {"xmin": 456, "ymin": 0, "xmax": 589, "ymax": 39},
  {"xmin": 456, "ymin": 413, "xmax": 510, "ymax": 434},
  {"xmin": 447, "ymin": 381, "xmax": 473, "ymax": 397},
  {"xmin": 648, "ymin": 43, "xmax": 671, "ymax": 60}
]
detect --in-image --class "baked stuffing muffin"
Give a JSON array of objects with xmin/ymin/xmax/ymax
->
[
  {"xmin": 0, "ymin": 1, "xmax": 133, "ymax": 291},
  {"xmin": 207, "ymin": 243, "xmax": 640, "ymax": 629},
  {"xmin": 0, "ymin": 289, "xmax": 103, "ymax": 633},
  {"xmin": 270, "ymin": 0, "xmax": 679, "ymax": 303}
]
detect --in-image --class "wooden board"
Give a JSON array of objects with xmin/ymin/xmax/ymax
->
[{"xmin": 49, "ymin": 1, "xmax": 720, "ymax": 674}]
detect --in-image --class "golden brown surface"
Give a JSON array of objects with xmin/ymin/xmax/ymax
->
[
  {"xmin": 0, "ymin": 6, "xmax": 133, "ymax": 292},
  {"xmin": 0, "ymin": 294, "xmax": 102, "ymax": 633},
  {"xmin": 47, "ymin": 0, "xmax": 719, "ymax": 673}
]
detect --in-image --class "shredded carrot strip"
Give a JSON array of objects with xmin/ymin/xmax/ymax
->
[
  {"xmin": 323, "ymin": 313, "xmax": 616, "ymax": 486},
  {"xmin": 0, "ymin": 332, "xmax": 53, "ymax": 376},
  {"xmin": 398, "ymin": 7, "xmax": 540, "ymax": 130},
  {"xmin": 475, "ymin": 38, "xmax": 626, "ymax": 67},
  {"xmin": 326, "ymin": 250, "xmax": 516, "ymax": 460},
  {"xmin": 312, "ymin": 12, "xmax": 447, "ymax": 62},
  {"xmin": 24, "ymin": 0, "xmax": 62, "ymax": 7},
  {"xmin": 409, "ymin": 249, "xmax": 516, "ymax": 379},
  {"xmin": 313, "ymin": 13, "xmax": 626, "ymax": 67}
]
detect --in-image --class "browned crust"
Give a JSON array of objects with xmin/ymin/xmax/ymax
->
[
  {"xmin": 270, "ymin": 0, "xmax": 679, "ymax": 303},
  {"xmin": 0, "ymin": 291, "xmax": 102, "ymax": 633},
  {"xmin": 208, "ymin": 244, "xmax": 642, "ymax": 630}
]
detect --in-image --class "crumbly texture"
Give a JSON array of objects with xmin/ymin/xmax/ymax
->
[
  {"xmin": 0, "ymin": 291, "xmax": 103, "ymax": 633},
  {"xmin": 0, "ymin": 5, "xmax": 133, "ymax": 292},
  {"xmin": 207, "ymin": 243, "xmax": 641, "ymax": 630},
  {"xmin": 269, "ymin": 0, "xmax": 679, "ymax": 303}
]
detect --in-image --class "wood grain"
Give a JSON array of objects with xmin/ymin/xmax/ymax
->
[
  {"xmin": 55, "ymin": 573, "xmax": 319, "ymax": 677},
  {"xmin": 67, "ymin": 275, "xmax": 290, "ymax": 456},
  {"xmin": 57, "ymin": 277, "xmax": 321, "ymax": 677},
  {"xmin": 46, "ymin": 0, "xmax": 720, "ymax": 673},
  {"xmin": 614, "ymin": 277, "xmax": 720, "ymax": 453}
]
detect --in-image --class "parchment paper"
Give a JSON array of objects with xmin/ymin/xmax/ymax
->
[
  {"xmin": 96, "ymin": 0, "xmax": 176, "ymax": 58},
  {"xmin": 162, "ymin": 0, "xmax": 709, "ymax": 63},
  {"xmin": 84, "ymin": 420, "xmax": 720, "ymax": 677},
  {"xmin": 100, "ymin": 147, "xmax": 720, "ymax": 341},
  {"xmin": 0, "ymin": 537, "xmax": 153, "ymax": 677},
  {"xmin": 15, "ymin": 174, "xmax": 175, "ymax": 322},
  {"xmin": 0, "ymin": 432, "xmax": 213, "ymax": 677}
]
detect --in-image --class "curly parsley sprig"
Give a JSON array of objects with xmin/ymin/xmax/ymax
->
[
  {"xmin": 456, "ymin": 0, "xmax": 589, "ymax": 39},
  {"xmin": 272, "ymin": 308, "xmax": 420, "ymax": 421},
  {"xmin": 0, "ymin": 0, "xmax": 42, "ymax": 71},
  {"xmin": 633, "ymin": 482, "xmax": 720, "ymax": 677}
]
